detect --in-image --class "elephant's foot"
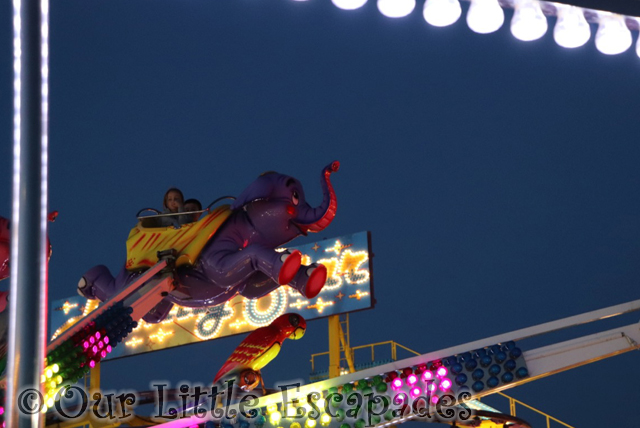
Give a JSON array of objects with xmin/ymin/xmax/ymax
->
[
  {"xmin": 290, "ymin": 264, "xmax": 327, "ymax": 299},
  {"xmin": 278, "ymin": 250, "xmax": 302, "ymax": 285},
  {"xmin": 77, "ymin": 276, "xmax": 96, "ymax": 299}
]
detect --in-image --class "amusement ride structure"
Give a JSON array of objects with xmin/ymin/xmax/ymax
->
[{"xmin": 5, "ymin": 0, "xmax": 640, "ymax": 427}]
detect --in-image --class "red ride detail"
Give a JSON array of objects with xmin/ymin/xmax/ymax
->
[
  {"xmin": 278, "ymin": 250, "xmax": 302, "ymax": 285},
  {"xmin": 304, "ymin": 264, "xmax": 327, "ymax": 299}
]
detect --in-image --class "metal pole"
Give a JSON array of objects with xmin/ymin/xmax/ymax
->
[{"xmin": 8, "ymin": 0, "xmax": 49, "ymax": 423}]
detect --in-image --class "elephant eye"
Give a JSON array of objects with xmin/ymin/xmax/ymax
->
[{"xmin": 292, "ymin": 191, "xmax": 299, "ymax": 206}]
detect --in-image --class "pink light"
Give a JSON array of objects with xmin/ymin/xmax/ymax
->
[
  {"xmin": 431, "ymin": 396, "xmax": 439, "ymax": 404},
  {"xmin": 392, "ymin": 378, "xmax": 403, "ymax": 390},
  {"xmin": 422, "ymin": 371, "xmax": 433, "ymax": 381},
  {"xmin": 440, "ymin": 379, "xmax": 452, "ymax": 391},
  {"xmin": 427, "ymin": 384, "xmax": 437, "ymax": 392},
  {"xmin": 101, "ymin": 350, "xmax": 107, "ymax": 358},
  {"xmin": 0, "ymin": 407, "xmax": 4, "ymax": 415},
  {"xmin": 92, "ymin": 345, "xmax": 98, "ymax": 354},
  {"xmin": 89, "ymin": 360, "xmax": 96, "ymax": 368},
  {"xmin": 410, "ymin": 387, "xmax": 421, "ymax": 398},
  {"xmin": 95, "ymin": 331, "xmax": 101, "ymax": 339},
  {"xmin": 407, "ymin": 374, "xmax": 418, "ymax": 386},
  {"xmin": 103, "ymin": 336, "xmax": 109, "ymax": 344},
  {"xmin": 395, "ymin": 393, "xmax": 406, "ymax": 404},
  {"xmin": 106, "ymin": 345, "xmax": 112, "ymax": 353},
  {"xmin": 436, "ymin": 367, "xmax": 447, "ymax": 377},
  {"xmin": 190, "ymin": 425, "xmax": 199, "ymax": 428},
  {"xmin": 89, "ymin": 336, "xmax": 95, "ymax": 344},
  {"xmin": 98, "ymin": 341, "xmax": 104, "ymax": 349},
  {"xmin": 83, "ymin": 341, "xmax": 89, "ymax": 349}
]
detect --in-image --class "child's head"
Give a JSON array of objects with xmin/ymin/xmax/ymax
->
[
  {"xmin": 164, "ymin": 188, "xmax": 184, "ymax": 213},
  {"xmin": 184, "ymin": 198, "xmax": 202, "ymax": 221}
]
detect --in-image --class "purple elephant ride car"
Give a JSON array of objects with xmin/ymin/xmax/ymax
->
[{"xmin": 78, "ymin": 161, "xmax": 340, "ymax": 323}]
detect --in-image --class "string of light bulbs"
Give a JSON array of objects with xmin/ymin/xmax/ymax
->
[{"xmin": 292, "ymin": 0, "xmax": 640, "ymax": 57}]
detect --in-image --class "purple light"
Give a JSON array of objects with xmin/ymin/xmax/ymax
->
[
  {"xmin": 436, "ymin": 367, "xmax": 447, "ymax": 377},
  {"xmin": 422, "ymin": 371, "xmax": 433, "ymax": 381},
  {"xmin": 407, "ymin": 374, "xmax": 418, "ymax": 386},
  {"xmin": 392, "ymin": 378, "xmax": 403, "ymax": 390},
  {"xmin": 440, "ymin": 379, "xmax": 452, "ymax": 391},
  {"xmin": 410, "ymin": 387, "xmax": 421, "ymax": 398}
]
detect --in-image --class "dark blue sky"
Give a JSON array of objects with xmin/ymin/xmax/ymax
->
[{"xmin": 1, "ymin": 0, "xmax": 640, "ymax": 426}]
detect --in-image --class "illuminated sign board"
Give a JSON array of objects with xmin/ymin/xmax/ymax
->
[{"xmin": 49, "ymin": 231, "xmax": 374, "ymax": 360}]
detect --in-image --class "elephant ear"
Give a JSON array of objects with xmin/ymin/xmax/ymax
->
[{"xmin": 231, "ymin": 173, "xmax": 277, "ymax": 210}]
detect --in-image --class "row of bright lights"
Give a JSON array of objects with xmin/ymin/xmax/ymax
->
[{"xmin": 293, "ymin": 0, "xmax": 640, "ymax": 56}]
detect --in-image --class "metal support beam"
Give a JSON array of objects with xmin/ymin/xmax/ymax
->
[
  {"xmin": 7, "ymin": 0, "xmax": 49, "ymax": 424},
  {"xmin": 328, "ymin": 315, "xmax": 341, "ymax": 378}
]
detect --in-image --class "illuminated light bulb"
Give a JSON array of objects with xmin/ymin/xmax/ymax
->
[
  {"xmin": 101, "ymin": 350, "xmax": 107, "ymax": 358},
  {"xmin": 427, "ymin": 383, "xmax": 437, "ymax": 392},
  {"xmin": 52, "ymin": 364, "xmax": 59, "ymax": 373},
  {"xmin": 92, "ymin": 345, "xmax": 98, "ymax": 354},
  {"xmin": 553, "ymin": 5, "xmax": 590, "ymax": 48},
  {"xmin": 331, "ymin": 0, "xmax": 367, "ymax": 10},
  {"xmin": 406, "ymin": 374, "xmax": 418, "ymax": 386},
  {"xmin": 106, "ymin": 345, "xmax": 112, "ymax": 353},
  {"xmin": 440, "ymin": 379, "xmax": 452, "ymax": 390},
  {"xmin": 431, "ymin": 395, "xmax": 439, "ymax": 404},
  {"xmin": 95, "ymin": 331, "xmax": 101, "ymax": 339},
  {"xmin": 423, "ymin": 0, "xmax": 461, "ymax": 27},
  {"xmin": 316, "ymin": 398, "xmax": 326, "ymax": 409},
  {"xmin": 391, "ymin": 378, "xmax": 403, "ymax": 390},
  {"xmin": 267, "ymin": 404, "xmax": 278, "ymax": 414},
  {"xmin": 103, "ymin": 336, "xmax": 109, "ymax": 344},
  {"xmin": 49, "ymin": 381, "xmax": 56, "ymax": 389},
  {"xmin": 510, "ymin": 0, "xmax": 548, "ymax": 41},
  {"xmin": 0, "ymin": 407, "xmax": 4, "ymax": 416},
  {"xmin": 89, "ymin": 336, "xmax": 95, "ymax": 344},
  {"xmin": 377, "ymin": 0, "xmax": 415, "ymax": 18},
  {"xmin": 410, "ymin": 387, "xmax": 421, "ymax": 398},
  {"xmin": 45, "ymin": 369, "xmax": 52, "ymax": 379},
  {"xmin": 89, "ymin": 360, "xmax": 96, "ymax": 368},
  {"xmin": 436, "ymin": 367, "xmax": 448, "ymax": 377},
  {"xmin": 83, "ymin": 341, "xmax": 89, "ymax": 349},
  {"xmin": 270, "ymin": 412, "xmax": 282, "ymax": 424},
  {"xmin": 98, "ymin": 341, "xmax": 104, "ymax": 349},
  {"xmin": 422, "ymin": 371, "xmax": 433, "ymax": 381},
  {"xmin": 305, "ymin": 419, "xmax": 317, "ymax": 428},
  {"xmin": 320, "ymin": 414, "xmax": 331, "ymax": 426},
  {"xmin": 55, "ymin": 375, "xmax": 62, "ymax": 384},
  {"xmin": 41, "ymin": 374, "xmax": 46, "ymax": 383},
  {"xmin": 595, "ymin": 13, "xmax": 632, "ymax": 55},
  {"xmin": 466, "ymin": 0, "xmax": 504, "ymax": 34}
]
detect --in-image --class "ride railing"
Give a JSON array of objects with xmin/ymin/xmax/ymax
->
[{"xmin": 310, "ymin": 340, "xmax": 575, "ymax": 428}]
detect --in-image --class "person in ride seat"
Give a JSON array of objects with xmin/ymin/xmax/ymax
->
[
  {"xmin": 158, "ymin": 188, "xmax": 190, "ymax": 227},
  {"xmin": 183, "ymin": 198, "xmax": 202, "ymax": 223}
]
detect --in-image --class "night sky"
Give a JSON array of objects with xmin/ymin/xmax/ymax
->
[{"xmin": 1, "ymin": 0, "xmax": 640, "ymax": 426}]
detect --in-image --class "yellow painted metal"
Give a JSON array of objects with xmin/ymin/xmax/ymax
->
[
  {"xmin": 125, "ymin": 205, "xmax": 231, "ymax": 271},
  {"xmin": 328, "ymin": 315, "xmax": 341, "ymax": 378},
  {"xmin": 338, "ymin": 315, "xmax": 355, "ymax": 373},
  {"xmin": 496, "ymin": 392, "xmax": 575, "ymax": 428}
]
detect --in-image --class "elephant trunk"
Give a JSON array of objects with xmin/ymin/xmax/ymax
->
[{"xmin": 295, "ymin": 161, "xmax": 340, "ymax": 234}]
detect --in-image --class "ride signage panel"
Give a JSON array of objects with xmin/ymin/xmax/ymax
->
[{"xmin": 49, "ymin": 231, "xmax": 374, "ymax": 360}]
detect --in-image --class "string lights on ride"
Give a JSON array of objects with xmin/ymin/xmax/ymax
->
[
  {"xmin": 245, "ymin": 288, "xmax": 289, "ymax": 327},
  {"xmin": 315, "ymin": 0, "xmax": 640, "ymax": 58}
]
